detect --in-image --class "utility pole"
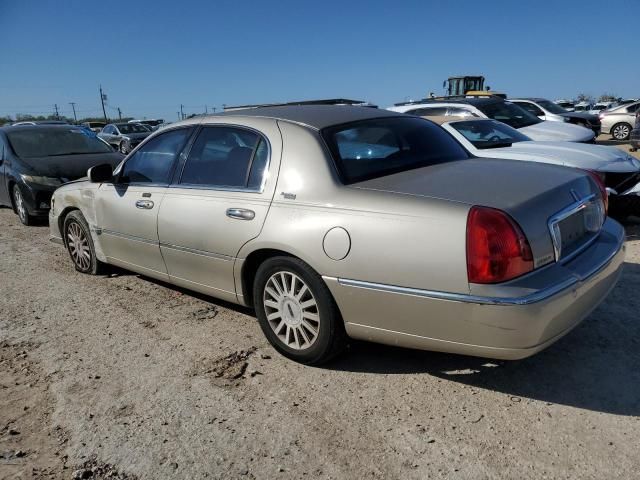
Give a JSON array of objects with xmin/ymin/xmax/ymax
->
[
  {"xmin": 54, "ymin": 104, "xmax": 60, "ymax": 119},
  {"xmin": 177, "ymin": 111, "xmax": 181, "ymax": 121},
  {"xmin": 213, "ymin": 107, "xmax": 216, "ymax": 113},
  {"xmin": 180, "ymin": 104, "xmax": 184, "ymax": 120},
  {"xmin": 117, "ymin": 107, "xmax": 122, "ymax": 120},
  {"xmin": 69, "ymin": 102, "xmax": 77, "ymax": 123},
  {"xmin": 99, "ymin": 85, "xmax": 108, "ymax": 122}
]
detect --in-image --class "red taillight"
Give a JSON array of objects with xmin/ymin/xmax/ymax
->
[
  {"xmin": 466, "ymin": 206, "xmax": 534, "ymax": 284},
  {"xmin": 585, "ymin": 170, "xmax": 608, "ymax": 215}
]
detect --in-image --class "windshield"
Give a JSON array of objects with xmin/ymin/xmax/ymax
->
[
  {"xmin": 537, "ymin": 100, "xmax": 567, "ymax": 114},
  {"xmin": 117, "ymin": 124, "xmax": 150, "ymax": 134},
  {"xmin": 450, "ymin": 120, "xmax": 530, "ymax": 149},
  {"xmin": 7, "ymin": 128, "xmax": 113, "ymax": 158},
  {"xmin": 322, "ymin": 117, "xmax": 470, "ymax": 184},
  {"xmin": 476, "ymin": 101, "xmax": 542, "ymax": 129}
]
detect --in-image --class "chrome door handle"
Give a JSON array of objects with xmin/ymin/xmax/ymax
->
[
  {"xmin": 226, "ymin": 208, "xmax": 255, "ymax": 220},
  {"xmin": 135, "ymin": 200, "xmax": 154, "ymax": 209}
]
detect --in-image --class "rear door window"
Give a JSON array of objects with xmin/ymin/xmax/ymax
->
[{"xmin": 179, "ymin": 126, "xmax": 269, "ymax": 190}]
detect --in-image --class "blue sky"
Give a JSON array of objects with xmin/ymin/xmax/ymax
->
[{"xmin": 1, "ymin": 0, "xmax": 638, "ymax": 121}]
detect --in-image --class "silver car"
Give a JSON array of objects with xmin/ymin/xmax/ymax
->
[
  {"xmin": 600, "ymin": 101, "xmax": 640, "ymax": 141},
  {"xmin": 48, "ymin": 106, "xmax": 625, "ymax": 364},
  {"xmin": 98, "ymin": 123, "xmax": 152, "ymax": 154}
]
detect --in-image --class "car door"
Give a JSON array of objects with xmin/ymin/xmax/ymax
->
[
  {"xmin": 94, "ymin": 127, "xmax": 193, "ymax": 280},
  {"xmin": 0, "ymin": 136, "xmax": 7, "ymax": 205},
  {"xmin": 157, "ymin": 120, "xmax": 281, "ymax": 303}
]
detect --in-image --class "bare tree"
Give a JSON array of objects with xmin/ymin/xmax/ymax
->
[
  {"xmin": 576, "ymin": 93, "xmax": 594, "ymax": 103},
  {"xmin": 598, "ymin": 93, "xmax": 618, "ymax": 102}
]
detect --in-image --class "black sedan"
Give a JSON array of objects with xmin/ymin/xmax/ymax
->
[{"xmin": 0, "ymin": 125, "xmax": 123, "ymax": 225}]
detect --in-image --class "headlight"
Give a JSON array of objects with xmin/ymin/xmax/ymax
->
[{"xmin": 20, "ymin": 174, "xmax": 63, "ymax": 187}]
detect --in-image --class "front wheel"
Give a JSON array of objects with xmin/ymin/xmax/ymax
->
[
  {"xmin": 63, "ymin": 210, "xmax": 106, "ymax": 274},
  {"xmin": 12, "ymin": 184, "xmax": 34, "ymax": 226},
  {"xmin": 611, "ymin": 123, "xmax": 632, "ymax": 141},
  {"xmin": 253, "ymin": 257, "xmax": 347, "ymax": 365}
]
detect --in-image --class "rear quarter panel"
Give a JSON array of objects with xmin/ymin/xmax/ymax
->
[{"xmin": 236, "ymin": 121, "xmax": 471, "ymax": 297}]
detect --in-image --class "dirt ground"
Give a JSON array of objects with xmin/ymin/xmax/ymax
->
[{"xmin": 1, "ymin": 139, "xmax": 640, "ymax": 480}]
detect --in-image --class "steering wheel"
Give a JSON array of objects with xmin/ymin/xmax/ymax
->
[{"xmin": 488, "ymin": 135, "xmax": 501, "ymax": 142}]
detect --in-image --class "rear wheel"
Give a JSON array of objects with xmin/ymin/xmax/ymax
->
[
  {"xmin": 253, "ymin": 257, "xmax": 347, "ymax": 365},
  {"xmin": 12, "ymin": 184, "xmax": 34, "ymax": 226},
  {"xmin": 611, "ymin": 123, "xmax": 632, "ymax": 141},
  {"xmin": 63, "ymin": 210, "xmax": 106, "ymax": 274}
]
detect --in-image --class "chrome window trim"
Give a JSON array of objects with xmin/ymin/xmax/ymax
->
[
  {"xmin": 547, "ymin": 193, "xmax": 597, "ymax": 262},
  {"xmin": 168, "ymin": 184, "xmax": 263, "ymax": 194},
  {"xmin": 335, "ymin": 230, "xmax": 623, "ymax": 307}
]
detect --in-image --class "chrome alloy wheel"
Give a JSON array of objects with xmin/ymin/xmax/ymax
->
[
  {"xmin": 66, "ymin": 222, "xmax": 91, "ymax": 270},
  {"xmin": 263, "ymin": 271, "xmax": 320, "ymax": 350},
  {"xmin": 613, "ymin": 124, "xmax": 631, "ymax": 140},
  {"xmin": 13, "ymin": 187, "xmax": 27, "ymax": 223}
]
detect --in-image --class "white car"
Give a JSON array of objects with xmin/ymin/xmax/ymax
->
[
  {"xmin": 389, "ymin": 97, "xmax": 595, "ymax": 142},
  {"xmin": 574, "ymin": 102, "xmax": 592, "ymax": 112},
  {"xmin": 589, "ymin": 102, "xmax": 617, "ymax": 115},
  {"xmin": 599, "ymin": 101, "xmax": 640, "ymax": 141},
  {"xmin": 428, "ymin": 116, "xmax": 640, "ymax": 212},
  {"xmin": 554, "ymin": 99, "xmax": 575, "ymax": 111}
]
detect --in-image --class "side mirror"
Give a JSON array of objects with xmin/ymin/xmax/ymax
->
[{"xmin": 88, "ymin": 163, "xmax": 113, "ymax": 183}]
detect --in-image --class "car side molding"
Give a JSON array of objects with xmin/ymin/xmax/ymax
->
[{"xmin": 335, "ymin": 229, "xmax": 623, "ymax": 307}]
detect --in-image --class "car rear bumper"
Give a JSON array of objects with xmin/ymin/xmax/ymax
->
[{"xmin": 325, "ymin": 218, "xmax": 625, "ymax": 360}]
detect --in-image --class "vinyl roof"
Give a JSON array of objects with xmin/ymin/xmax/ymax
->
[{"xmin": 210, "ymin": 105, "xmax": 403, "ymax": 130}]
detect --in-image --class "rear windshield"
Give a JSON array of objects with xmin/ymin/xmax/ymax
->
[
  {"xmin": 322, "ymin": 116, "xmax": 469, "ymax": 184},
  {"xmin": 537, "ymin": 100, "xmax": 567, "ymax": 114},
  {"xmin": 7, "ymin": 128, "xmax": 113, "ymax": 158},
  {"xmin": 450, "ymin": 120, "xmax": 530, "ymax": 149},
  {"xmin": 475, "ymin": 102, "xmax": 542, "ymax": 129}
]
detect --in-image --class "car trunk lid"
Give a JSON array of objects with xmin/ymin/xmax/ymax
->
[{"xmin": 351, "ymin": 158, "xmax": 604, "ymax": 269}]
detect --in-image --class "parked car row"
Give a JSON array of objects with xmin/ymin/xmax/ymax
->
[
  {"xmin": 0, "ymin": 103, "xmax": 631, "ymax": 365},
  {"xmin": 389, "ymin": 96, "xmax": 596, "ymax": 142}
]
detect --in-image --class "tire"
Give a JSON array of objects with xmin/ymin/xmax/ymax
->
[
  {"xmin": 609, "ymin": 194, "xmax": 640, "ymax": 219},
  {"xmin": 119, "ymin": 142, "xmax": 129, "ymax": 154},
  {"xmin": 253, "ymin": 256, "xmax": 347, "ymax": 365},
  {"xmin": 63, "ymin": 210, "xmax": 107, "ymax": 275},
  {"xmin": 611, "ymin": 122, "xmax": 632, "ymax": 141},
  {"xmin": 12, "ymin": 184, "xmax": 34, "ymax": 226}
]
